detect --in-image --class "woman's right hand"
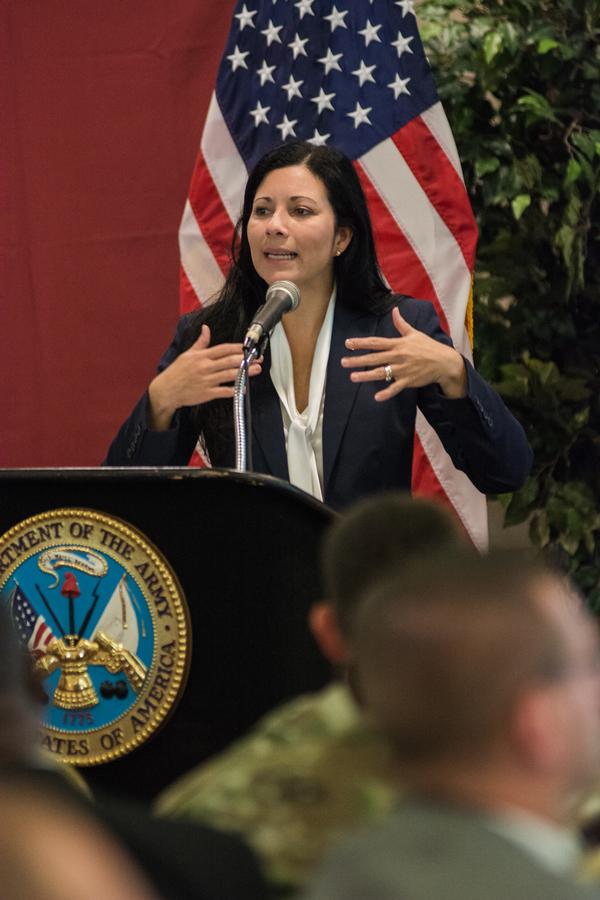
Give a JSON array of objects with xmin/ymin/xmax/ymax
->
[{"xmin": 148, "ymin": 324, "xmax": 262, "ymax": 431}]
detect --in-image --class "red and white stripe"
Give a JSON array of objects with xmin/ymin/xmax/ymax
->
[
  {"xmin": 28, "ymin": 616, "xmax": 54, "ymax": 657},
  {"xmin": 179, "ymin": 94, "xmax": 488, "ymax": 548}
]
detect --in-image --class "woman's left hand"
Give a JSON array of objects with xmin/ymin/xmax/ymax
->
[{"xmin": 341, "ymin": 307, "xmax": 468, "ymax": 402}]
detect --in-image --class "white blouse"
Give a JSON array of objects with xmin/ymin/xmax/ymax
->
[{"xmin": 269, "ymin": 290, "xmax": 336, "ymax": 501}]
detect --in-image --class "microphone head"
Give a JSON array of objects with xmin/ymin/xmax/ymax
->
[{"xmin": 265, "ymin": 280, "xmax": 301, "ymax": 312}]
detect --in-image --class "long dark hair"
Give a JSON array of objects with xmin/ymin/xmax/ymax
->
[{"xmin": 184, "ymin": 141, "xmax": 392, "ymax": 456}]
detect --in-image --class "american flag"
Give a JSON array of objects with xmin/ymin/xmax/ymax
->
[
  {"xmin": 179, "ymin": 0, "xmax": 488, "ymax": 548},
  {"xmin": 9, "ymin": 584, "xmax": 55, "ymax": 658}
]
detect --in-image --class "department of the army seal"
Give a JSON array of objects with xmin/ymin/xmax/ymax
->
[{"xmin": 0, "ymin": 508, "xmax": 191, "ymax": 766}]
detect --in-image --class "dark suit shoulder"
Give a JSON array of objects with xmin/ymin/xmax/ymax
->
[{"xmin": 95, "ymin": 794, "xmax": 268, "ymax": 900}]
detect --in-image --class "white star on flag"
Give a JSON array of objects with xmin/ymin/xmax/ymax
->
[
  {"xmin": 235, "ymin": 4, "xmax": 257, "ymax": 30},
  {"xmin": 294, "ymin": 0, "xmax": 315, "ymax": 19},
  {"xmin": 352, "ymin": 61, "xmax": 376, "ymax": 86},
  {"xmin": 249, "ymin": 100, "xmax": 270, "ymax": 126},
  {"xmin": 396, "ymin": 0, "xmax": 415, "ymax": 16},
  {"xmin": 347, "ymin": 101, "xmax": 372, "ymax": 128},
  {"xmin": 256, "ymin": 59, "xmax": 276, "ymax": 85},
  {"xmin": 307, "ymin": 128, "xmax": 330, "ymax": 146},
  {"xmin": 276, "ymin": 114, "xmax": 298, "ymax": 139},
  {"xmin": 310, "ymin": 88, "xmax": 335, "ymax": 113},
  {"xmin": 392, "ymin": 31, "xmax": 414, "ymax": 57},
  {"xmin": 227, "ymin": 45, "xmax": 249, "ymax": 71},
  {"xmin": 324, "ymin": 6, "xmax": 349, "ymax": 31},
  {"xmin": 281, "ymin": 75, "xmax": 304, "ymax": 100},
  {"xmin": 388, "ymin": 73, "xmax": 411, "ymax": 98},
  {"xmin": 261, "ymin": 19, "xmax": 283, "ymax": 46},
  {"xmin": 358, "ymin": 19, "xmax": 382, "ymax": 46},
  {"xmin": 288, "ymin": 32, "xmax": 309, "ymax": 58},
  {"xmin": 318, "ymin": 48, "xmax": 343, "ymax": 74}
]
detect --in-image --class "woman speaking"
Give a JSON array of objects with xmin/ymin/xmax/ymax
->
[{"xmin": 105, "ymin": 141, "xmax": 532, "ymax": 509}]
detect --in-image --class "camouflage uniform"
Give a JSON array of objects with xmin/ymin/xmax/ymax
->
[{"xmin": 154, "ymin": 682, "xmax": 399, "ymax": 892}]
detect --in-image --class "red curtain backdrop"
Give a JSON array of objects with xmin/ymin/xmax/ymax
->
[{"xmin": 1, "ymin": 1, "xmax": 236, "ymax": 466}]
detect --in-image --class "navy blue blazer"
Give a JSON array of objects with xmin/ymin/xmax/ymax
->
[{"xmin": 104, "ymin": 297, "xmax": 532, "ymax": 510}]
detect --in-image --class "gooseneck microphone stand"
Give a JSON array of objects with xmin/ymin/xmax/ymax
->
[{"xmin": 234, "ymin": 343, "xmax": 261, "ymax": 473}]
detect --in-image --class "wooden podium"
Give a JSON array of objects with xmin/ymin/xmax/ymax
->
[{"xmin": 0, "ymin": 468, "xmax": 335, "ymax": 800}]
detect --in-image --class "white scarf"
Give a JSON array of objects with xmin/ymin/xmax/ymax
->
[{"xmin": 269, "ymin": 290, "xmax": 335, "ymax": 501}]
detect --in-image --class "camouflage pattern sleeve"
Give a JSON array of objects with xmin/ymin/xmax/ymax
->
[{"xmin": 154, "ymin": 683, "xmax": 400, "ymax": 891}]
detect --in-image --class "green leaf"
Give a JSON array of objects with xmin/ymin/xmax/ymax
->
[
  {"xmin": 526, "ymin": 358, "xmax": 560, "ymax": 386},
  {"xmin": 498, "ymin": 21, "xmax": 519, "ymax": 55},
  {"xmin": 516, "ymin": 91, "xmax": 560, "ymax": 124},
  {"xmin": 559, "ymin": 532, "xmax": 581, "ymax": 556},
  {"xmin": 537, "ymin": 37, "xmax": 559, "ymax": 54},
  {"xmin": 499, "ymin": 362, "xmax": 529, "ymax": 379},
  {"xmin": 576, "ymin": 156, "xmax": 597, "ymax": 188},
  {"xmin": 585, "ymin": 531, "xmax": 596, "ymax": 555},
  {"xmin": 540, "ymin": 184, "xmax": 560, "ymax": 201},
  {"xmin": 555, "ymin": 379, "xmax": 590, "ymax": 402},
  {"xmin": 564, "ymin": 159, "xmax": 582, "ymax": 187},
  {"xmin": 570, "ymin": 407, "xmax": 590, "ymax": 429},
  {"xmin": 554, "ymin": 224, "xmax": 575, "ymax": 265},
  {"xmin": 504, "ymin": 477, "xmax": 539, "ymax": 527},
  {"xmin": 566, "ymin": 507, "xmax": 585, "ymax": 536},
  {"xmin": 512, "ymin": 194, "xmax": 531, "ymax": 220},
  {"xmin": 529, "ymin": 510, "xmax": 550, "ymax": 548},
  {"xmin": 572, "ymin": 132, "xmax": 596, "ymax": 161},
  {"xmin": 514, "ymin": 155, "xmax": 543, "ymax": 190},
  {"xmin": 557, "ymin": 45, "xmax": 577, "ymax": 61},
  {"xmin": 563, "ymin": 190, "xmax": 583, "ymax": 227},
  {"xmin": 475, "ymin": 157, "xmax": 500, "ymax": 177},
  {"xmin": 555, "ymin": 482, "xmax": 596, "ymax": 511},
  {"xmin": 483, "ymin": 31, "xmax": 504, "ymax": 64}
]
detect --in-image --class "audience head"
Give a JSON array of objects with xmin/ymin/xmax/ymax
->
[
  {"xmin": 311, "ymin": 493, "xmax": 464, "ymax": 664},
  {"xmin": 354, "ymin": 550, "xmax": 600, "ymax": 809}
]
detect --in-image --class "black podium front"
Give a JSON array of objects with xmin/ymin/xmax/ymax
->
[{"xmin": 0, "ymin": 468, "xmax": 335, "ymax": 800}]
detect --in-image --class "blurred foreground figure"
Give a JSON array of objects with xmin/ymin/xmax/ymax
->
[
  {"xmin": 0, "ymin": 602, "xmax": 267, "ymax": 900},
  {"xmin": 303, "ymin": 551, "xmax": 600, "ymax": 900},
  {"xmin": 0, "ymin": 781, "xmax": 160, "ymax": 900},
  {"xmin": 156, "ymin": 493, "xmax": 463, "ymax": 893}
]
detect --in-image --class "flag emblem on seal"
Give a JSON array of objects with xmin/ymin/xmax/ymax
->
[{"xmin": 0, "ymin": 508, "xmax": 190, "ymax": 766}]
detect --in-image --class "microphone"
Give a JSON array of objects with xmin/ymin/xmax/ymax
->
[{"xmin": 244, "ymin": 280, "xmax": 300, "ymax": 351}]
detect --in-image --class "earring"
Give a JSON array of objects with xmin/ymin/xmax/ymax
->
[{"xmin": 336, "ymin": 249, "xmax": 342, "ymax": 256}]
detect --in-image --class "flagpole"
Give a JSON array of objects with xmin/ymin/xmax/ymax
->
[{"xmin": 35, "ymin": 584, "xmax": 66, "ymax": 637}]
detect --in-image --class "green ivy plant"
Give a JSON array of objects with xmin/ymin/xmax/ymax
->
[{"xmin": 417, "ymin": 0, "xmax": 600, "ymax": 605}]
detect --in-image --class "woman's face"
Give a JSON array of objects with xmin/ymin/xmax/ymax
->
[{"xmin": 247, "ymin": 164, "xmax": 351, "ymax": 301}]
